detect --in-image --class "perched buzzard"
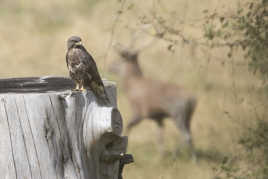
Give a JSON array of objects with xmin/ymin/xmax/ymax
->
[{"xmin": 66, "ymin": 36, "xmax": 110, "ymax": 105}]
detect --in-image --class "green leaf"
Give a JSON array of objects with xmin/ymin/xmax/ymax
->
[
  {"xmin": 246, "ymin": 12, "xmax": 252, "ymax": 18},
  {"xmin": 227, "ymin": 52, "xmax": 232, "ymax": 58},
  {"xmin": 237, "ymin": 8, "xmax": 243, "ymax": 14},
  {"xmin": 222, "ymin": 156, "xmax": 229, "ymax": 164},
  {"xmin": 127, "ymin": 3, "xmax": 134, "ymax": 10},
  {"xmin": 249, "ymin": 2, "xmax": 254, "ymax": 9},
  {"xmin": 222, "ymin": 21, "xmax": 229, "ymax": 28},
  {"xmin": 220, "ymin": 17, "xmax": 225, "ymax": 23},
  {"xmin": 203, "ymin": 9, "xmax": 208, "ymax": 13}
]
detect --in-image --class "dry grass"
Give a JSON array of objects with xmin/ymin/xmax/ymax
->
[{"xmin": 0, "ymin": 0, "xmax": 266, "ymax": 178}]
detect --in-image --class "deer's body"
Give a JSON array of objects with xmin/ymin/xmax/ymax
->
[
  {"xmin": 112, "ymin": 44, "xmax": 197, "ymax": 157},
  {"xmin": 125, "ymin": 76, "xmax": 195, "ymax": 121}
]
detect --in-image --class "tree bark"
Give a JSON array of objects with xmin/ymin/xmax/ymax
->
[{"xmin": 0, "ymin": 76, "xmax": 130, "ymax": 179}]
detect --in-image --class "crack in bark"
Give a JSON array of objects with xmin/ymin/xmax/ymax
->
[
  {"xmin": 22, "ymin": 96, "xmax": 43, "ymax": 179},
  {"xmin": 14, "ymin": 99, "xmax": 33, "ymax": 179},
  {"xmin": 3, "ymin": 101, "xmax": 18, "ymax": 179}
]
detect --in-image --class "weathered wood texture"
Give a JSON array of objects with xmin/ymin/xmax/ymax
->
[{"xmin": 0, "ymin": 76, "xmax": 129, "ymax": 179}]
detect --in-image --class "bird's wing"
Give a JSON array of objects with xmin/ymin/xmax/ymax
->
[
  {"xmin": 78, "ymin": 46, "xmax": 104, "ymax": 85},
  {"xmin": 77, "ymin": 46, "xmax": 110, "ymax": 104},
  {"xmin": 66, "ymin": 52, "xmax": 70, "ymax": 69}
]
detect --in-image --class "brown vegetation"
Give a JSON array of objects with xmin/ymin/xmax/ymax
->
[
  {"xmin": 0, "ymin": 0, "xmax": 267, "ymax": 178},
  {"xmin": 111, "ymin": 42, "xmax": 197, "ymax": 158}
]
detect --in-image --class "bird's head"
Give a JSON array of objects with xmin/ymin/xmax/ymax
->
[{"xmin": 67, "ymin": 36, "xmax": 82, "ymax": 49}]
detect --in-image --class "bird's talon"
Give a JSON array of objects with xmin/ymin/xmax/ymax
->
[
  {"xmin": 72, "ymin": 83, "xmax": 80, "ymax": 91},
  {"xmin": 80, "ymin": 86, "xmax": 86, "ymax": 91}
]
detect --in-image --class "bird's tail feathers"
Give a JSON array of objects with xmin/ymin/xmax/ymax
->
[
  {"xmin": 95, "ymin": 90, "xmax": 111, "ymax": 106},
  {"xmin": 84, "ymin": 78, "xmax": 111, "ymax": 106}
]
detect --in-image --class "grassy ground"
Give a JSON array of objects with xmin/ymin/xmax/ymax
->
[{"xmin": 0, "ymin": 0, "xmax": 266, "ymax": 178}]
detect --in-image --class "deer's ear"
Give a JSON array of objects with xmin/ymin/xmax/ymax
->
[
  {"xmin": 113, "ymin": 43, "xmax": 137, "ymax": 60},
  {"xmin": 132, "ymin": 49, "xmax": 140, "ymax": 55},
  {"xmin": 113, "ymin": 43, "xmax": 128, "ymax": 54},
  {"xmin": 108, "ymin": 60, "xmax": 121, "ymax": 75}
]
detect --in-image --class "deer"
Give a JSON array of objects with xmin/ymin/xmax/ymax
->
[{"xmin": 109, "ymin": 31, "xmax": 197, "ymax": 159}]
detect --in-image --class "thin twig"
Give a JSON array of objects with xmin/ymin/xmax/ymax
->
[{"xmin": 103, "ymin": 0, "xmax": 127, "ymax": 70}]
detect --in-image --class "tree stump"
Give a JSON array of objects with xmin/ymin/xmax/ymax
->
[{"xmin": 0, "ymin": 76, "xmax": 132, "ymax": 179}]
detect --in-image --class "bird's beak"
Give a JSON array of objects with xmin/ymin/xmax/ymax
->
[{"xmin": 76, "ymin": 41, "xmax": 82, "ymax": 45}]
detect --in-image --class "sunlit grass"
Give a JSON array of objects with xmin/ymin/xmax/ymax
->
[{"xmin": 0, "ymin": 0, "xmax": 266, "ymax": 178}]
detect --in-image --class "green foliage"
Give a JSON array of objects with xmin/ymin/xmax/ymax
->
[
  {"xmin": 239, "ymin": 119, "xmax": 268, "ymax": 178},
  {"xmin": 203, "ymin": 1, "xmax": 268, "ymax": 175},
  {"xmin": 202, "ymin": 1, "xmax": 268, "ymax": 177},
  {"xmin": 239, "ymin": 119, "xmax": 268, "ymax": 153},
  {"xmin": 203, "ymin": 0, "xmax": 268, "ymax": 80},
  {"xmin": 213, "ymin": 118, "xmax": 268, "ymax": 179},
  {"xmin": 239, "ymin": 1, "xmax": 268, "ymax": 79},
  {"xmin": 213, "ymin": 156, "xmax": 242, "ymax": 179}
]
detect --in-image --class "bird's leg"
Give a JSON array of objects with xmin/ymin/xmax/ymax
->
[
  {"xmin": 73, "ymin": 83, "xmax": 80, "ymax": 91},
  {"xmin": 80, "ymin": 85, "xmax": 85, "ymax": 91},
  {"xmin": 79, "ymin": 80, "xmax": 86, "ymax": 91}
]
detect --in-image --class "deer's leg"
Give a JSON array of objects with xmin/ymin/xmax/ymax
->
[
  {"xmin": 125, "ymin": 115, "xmax": 143, "ymax": 135},
  {"xmin": 174, "ymin": 114, "xmax": 196, "ymax": 160},
  {"xmin": 74, "ymin": 83, "xmax": 80, "ymax": 91},
  {"xmin": 156, "ymin": 119, "xmax": 165, "ymax": 155}
]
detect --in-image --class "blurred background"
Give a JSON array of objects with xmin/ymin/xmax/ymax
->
[{"xmin": 1, "ymin": 0, "xmax": 268, "ymax": 178}]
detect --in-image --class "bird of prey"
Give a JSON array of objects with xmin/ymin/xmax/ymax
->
[{"xmin": 66, "ymin": 36, "xmax": 110, "ymax": 105}]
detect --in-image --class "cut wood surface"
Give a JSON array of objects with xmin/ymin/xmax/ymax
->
[{"xmin": 0, "ymin": 76, "xmax": 130, "ymax": 179}]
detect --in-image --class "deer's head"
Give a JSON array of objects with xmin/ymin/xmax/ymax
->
[
  {"xmin": 109, "ymin": 43, "xmax": 141, "ymax": 77},
  {"xmin": 109, "ymin": 25, "xmax": 161, "ymax": 77}
]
